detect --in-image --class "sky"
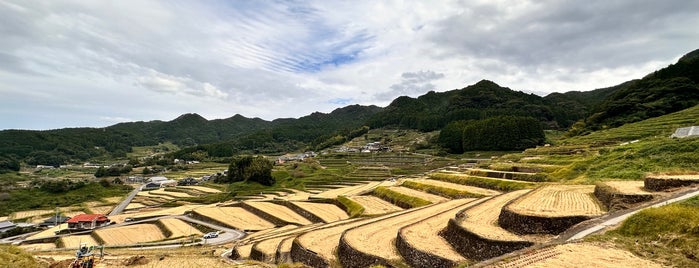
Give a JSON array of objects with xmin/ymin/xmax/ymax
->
[{"xmin": 1, "ymin": 0, "xmax": 698, "ymax": 130}]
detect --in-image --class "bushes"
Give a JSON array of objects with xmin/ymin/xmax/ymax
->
[{"xmin": 372, "ymin": 187, "xmax": 431, "ymax": 209}]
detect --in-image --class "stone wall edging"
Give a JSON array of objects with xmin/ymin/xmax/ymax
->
[
  {"xmin": 442, "ymin": 218, "xmax": 533, "ymax": 261},
  {"xmin": 337, "ymin": 231, "xmax": 391, "ymax": 268},
  {"xmin": 395, "ymin": 228, "xmax": 458, "ymax": 268},
  {"xmin": 239, "ymin": 202, "xmax": 289, "ymax": 226},
  {"xmin": 644, "ymin": 177, "xmax": 698, "ymax": 191},
  {"xmin": 497, "ymin": 206, "xmax": 592, "ymax": 235},
  {"xmin": 289, "ymin": 237, "xmax": 331, "ymax": 268}
]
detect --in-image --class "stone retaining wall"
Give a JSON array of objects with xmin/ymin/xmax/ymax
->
[
  {"xmin": 248, "ymin": 244, "xmax": 273, "ymax": 262},
  {"xmin": 337, "ymin": 233, "xmax": 391, "ymax": 268},
  {"xmin": 290, "ymin": 239, "xmax": 331, "ymax": 268},
  {"xmin": 593, "ymin": 185, "xmax": 653, "ymax": 211},
  {"xmin": 275, "ymin": 201, "xmax": 325, "ymax": 223},
  {"xmin": 442, "ymin": 218, "xmax": 532, "ymax": 261},
  {"xmin": 395, "ymin": 229, "xmax": 459, "ymax": 268},
  {"xmin": 644, "ymin": 176, "xmax": 698, "ymax": 191},
  {"xmin": 498, "ymin": 207, "xmax": 591, "ymax": 235}
]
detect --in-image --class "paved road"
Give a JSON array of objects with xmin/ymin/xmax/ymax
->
[
  {"xmin": 565, "ymin": 187, "xmax": 699, "ymax": 241},
  {"xmin": 108, "ymin": 183, "xmax": 144, "ymax": 216}
]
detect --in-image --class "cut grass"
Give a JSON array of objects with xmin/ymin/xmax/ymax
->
[{"xmin": 372, "ymin": 186, "xmax": 431, "ymax": 209}]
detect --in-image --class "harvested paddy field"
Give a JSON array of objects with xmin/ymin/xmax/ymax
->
[
  {"xmin": 290, "ymin": 202, "xmax": 349, "ymax": 222},
  {"xmin": 88, "ymin": 205, "xmax": 114, "ymax": 215},
  {"xmin": 60, "ymin": 235, "xmax": 98, "ymax": 249},
  {"xmin": 295, "ymin": 212, "xmax": 405, "ymax": 265},
  {"xmin": 507, "ymin": 185, "xmax": 604, "ymax": 217},
  {"xmin": 102, "ymin": 197, "xmax": 123, "ymax": 204},
  {"xmin": 601, "ymin": 181, "xmax": 651, "ymax": 194},
  {"xmin": 179, "ymin": 186, "xmax": 222, "ymax": 193},
  {"xmin": 137, "ymin": 191, "xmax": 175, "ymax": 200},
  {"xmin": 244, "ymin": 201, "xmax": 313, "ymax": 225},
  {"xmin": 19, "ymin": 243, "xmax": 55, "ymax": 251},
  {"xmin": 489, "ymin": 242, "xmax": 662, "ymax": 268},
  {"xmin": 413, "ymin": 179, "xmax": 501, "ymax": 196},
  {"xmin": 311, "ymin": 181, "xmax": 392, "ymax": 199},
  {"xmin": 149, "ymin": 188, "xmax": 195, "ymax": 198},
  {"xmin": 460, "ymin": 190, "xmax": 531, "ymax": 241},
  {"xmin": 282, "ymin": 189, "xmax": 311, "ymax": 201},
  {"xmin": 398, "ymin": 198, "xmax": 481, "ymax": 265},
  {"xmin": 94, "ymin": 224, "xmax": 165, "ymax": 245},
  {"xmin": 194, "ymin": 206, "xmax": 275, "ymax": 231},
  {"xmin": 252, "ymin": 235, "xmax": 289, "ymax": 262},
  {"xmin": 125, "ymin": 202, "xmax": 146, "ymax": 210},
  {"xmin": 159, "ymin": 218, "xmax": 202, "ymax": 237},
  {"xmin": 110, "ymin": 204, "xmax": 210, "ymax": 223},
  {"xmin": 386, "ymin": 186, "xmax": 449, "ymax": 203},
  {"xmin": 348, "ymin": 195, "xmax": 403, "ymax": 215},
  {"xmin": 9, "ymin": 209, "xmax": 53, "ymax": 220},
  {"xmin": 27, "ymin": 223, "xmax": 68, "ymax": 239},
  {"xmin": 342, "ymin": 199, "xmax": 475, "ymax": 264}
]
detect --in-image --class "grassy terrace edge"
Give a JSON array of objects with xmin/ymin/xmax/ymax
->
[
  {"xmin": 428, "ymin": 173, "xmax": 533, "ymax": 192},
  {"xmin": 372, "ymin": 186, "xmax": 432, "ymax": 209},
  {"xmin": 401, "ymin": 180, "xmax": 485, "ymax": 199}
]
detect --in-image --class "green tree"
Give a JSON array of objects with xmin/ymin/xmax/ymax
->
[{"xmin": 224, "ymin": 156, "xmax": 275, "ymax": 186}]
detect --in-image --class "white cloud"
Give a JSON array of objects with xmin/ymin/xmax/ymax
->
[{"xmin": 0, "ymin": 0, "xmax": 698, "ymax": 130}]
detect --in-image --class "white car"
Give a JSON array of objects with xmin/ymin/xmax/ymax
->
[{"xmin": 203, "ymin": 231, "xmax": 219, "ymax": 239}]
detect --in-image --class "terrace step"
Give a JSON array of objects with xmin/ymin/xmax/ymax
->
[
  {"xmin": 467, "ymin": 168, "xmax": 546, "ymax": 182},
  {"xmin": 444, "ymin": 190, "xmax": 534, "ymax": 261},
  {"xmin": 338, "ymin": 199, "xmax": 476, "ymax": 268}
]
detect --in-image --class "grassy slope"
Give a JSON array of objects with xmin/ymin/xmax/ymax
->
[
  {"xmin": 0, "ymin": 183, "xmax": 132, "ymax": 217},
  {"xmin": 589, "ymin": 196, "xmax": 699, "ymax": 267}
]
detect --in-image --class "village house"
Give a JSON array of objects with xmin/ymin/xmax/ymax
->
[{"xmin": 66, "ymin": 214, "xmax": 110, "ymax": 230}]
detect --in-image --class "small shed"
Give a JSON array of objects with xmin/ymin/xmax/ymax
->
[{"xmin": 39, "ymin": 215, "xmax": 71, "ymax": 227}]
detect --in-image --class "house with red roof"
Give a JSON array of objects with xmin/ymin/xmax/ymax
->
[{"xmin": 66, "ymin": 214, "xmax": 110, "ymax": 230}]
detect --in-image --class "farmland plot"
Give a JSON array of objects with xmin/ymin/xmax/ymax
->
[
  {"xmin": 341, "ymin": 199, "xmax": 475, "ymax": 264},
  {"xmin": 10, "ymin": 209, "xmax": 53, "ymax": 220},
  {"xmin": 385, "ymin": 186, "xmax": 449, "ymax": 203},
  {"xmin": 60, "ymin": 235, "xmax": 98, "ymax": 249},
  {"xmin": 110, "ymin": 204, "xmax": 211, "ymax": 223},
  {"xmin": 194, "ymin": 206, "xmax": 275, "ymax": 231},
  {"xmin": 460, "ymin": 190, "xmax": 531, "ymax": 241},
  {"xmin": 490, "ymin": 242, "xmax": 662, "ymax": 268},
  {"xmin": 398, "ymin": 198, "xmax": 480, "ymax": 265},
  {"xmin": 159, "ymin": 218, "xmax": 202, "ymax": 237},
  {"xmin": 414, "ymin": 179, "xmax": 501, "ymax": 196},
  {"xmin": 601, "ymin": 181, "xmax": 650, "ymax": 195},
  {"xmin": 28, "ymin": 223, "xmax": 68, "ymax": 239},
  {"xmin": 290, "ymin": 202, "xmax": 349, "ymax": 223},
  {"xmin": 149, "ymin": 188, "xmax": 194, "ymax": 198},
  {"xmin": 294, "ymin": 211, "xmax": 407, "ymax": 265},
  {"xmin": 87, "ymin": 205, "xmax": 114, "ymax": 215},
  {"xmin": 252, "ymin": 235, "xmax": 290, "ymax": 262},
  {"xmin": 94, "ymin": 224, "xmax": 165, "ymax": 245},
  {"xmin": 137, "ymin": 191, "xmax": 175, "ymax": 200},
  {"xmin": 507, "ymin": 185, "xmax": 604, "ymax": 217},
  {"xmin": 125, "ymin": 203, "xmax": 146, "ymax": 210},
  {"xmin": 180, "ymin": 186, "xmax": 221, "ymax": 193},
  {"xmin": 348, "ymin": 196, "xmax": 402, "ymax": 215},
  {"xmin": 19, "ymin": 243, "xmax": 55, "ymax": 251},
  {"xmin": 311, "ymin": 181, "xmax": 392, "ymax": 199},
  {"xmin": 244, "ymin": 202, "xmax": 313, "ymax": 225}
]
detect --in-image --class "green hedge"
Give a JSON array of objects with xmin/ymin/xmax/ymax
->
[{"xmin": 337, "ymin": 196, "xmax": 365, "ymax": 218}]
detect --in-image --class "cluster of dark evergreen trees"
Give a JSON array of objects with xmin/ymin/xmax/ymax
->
[{"xmin": 437, "ymin": 116, "xmax": 545, "ymax": 153}]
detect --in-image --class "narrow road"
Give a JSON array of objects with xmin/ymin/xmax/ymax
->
[
  {"xmin": 108, "ymin": 183, "xmax": 144, "ymax": 216},
  {"xmin": 565, "ymin": 187, "xmax": 699, "ymax": 241}
]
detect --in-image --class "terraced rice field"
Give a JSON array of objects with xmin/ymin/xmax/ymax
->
[
  {"xmin": 601, "ymin": 181, "xmax": 651, "ymax": 195},
  {"xmin": 27, "ymin": 223, "xmax": 68, "ymax": 239},
  {"xmin": 507, "ymin": 185, "xmax": 605, "ymax": 217},
  {"xmin": 244, "ymin": 202, "xmax": 313, "ymax": 225},
  {"xmin": 88, "ymin": 205, "xmax": 114, "ymax": 215},
  {"xmin": 125, "ymin": 203, "xmax": 146, "ymax": 210},
  {"xmin": 348, "ymin": 196, "xmax": 403, "ymax": 215},
  {"xmin": 236, "ymin": 244, "xmax": 254, "ymax": 259},
  {"xmin": 649, "ymin": 174, "xmax": 699, "ymax": 181},
  {"xmin": 253, "ymin": 236, "xmax": 289, "ymax": 262},
  {"xmin": 109, "ymin": 204, "xmax": 211, "ymax": 223},
  {"xmin": 386, "ymin": 186, "xmax": 449, "ymax": 203},
  {"xmin": 342, "ymin": 199, "xmax": 475, "ymax": 263},
  {"xmin": 460, "ymin": 190, "xmax": 531, "ymax": 241},
  {"xmin": 282, "ymin": 189, "xmax": 311, "ymax": 201},
  {"xmin": 95, "ymin": 224, "xmax": 165, "ymax": 245},
  {"xmin": 278, "ymin": 236, "xmax": 295, "ymax": 262},
  {"xmin": 291, "ymin": 202, "xmax": 349, "ymax": 223},
  {"xmin": 137, "ymin": 191, "xmax": 175, "ymax": 200},
  {"xmin": 60, "ymin": 235, "xmax": 98, "ymax": 249},
  {"xmin": 149, "ymin": 188, "xmax": 195, "ymax": 198},
  {"xmin": 413, "ymin": 179, "xmax": 501, "ymax": 196},
  {"xmin": 19, "ymin": 243, "xmax": 55, "ymax": 251},
  {"xmin": 311, "ymin": 181, "xmax": 393, "ymax": 199},
  {"xmin": 399, "ymin": 198, "xmax": 481, "ymax": 263},
  {"xmin": 180, "ymin": 186, "xmax": 222, "ymax": 193},
  {"xmin": 490, "ymin": 242, "xmax": 662, "ymax": 268},
  {"xmin": 295, "ymin": 213, "xmax": 404, "ymax": 264},
  {"xmin": 9, "ymin": 210, "xmax": 53, "ymax": 220},
  {"xmin": 102, "ymin": 197, "xmax": 123, "ymax": 204},
  {"xmin": 194, "ymin": 206, "xmax": 275, "ymax": 231},
  {"xmin": 159, "ymin": 218, "xmax": 202, "ymax": 237}
]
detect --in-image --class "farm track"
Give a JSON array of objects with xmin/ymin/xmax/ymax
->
[
  {"xmin": 340, "ymin": 199, "xmax": 476, "ymax": 266},
  {"xmin": 348, "ymin": 195, "xmax": 403, "ymax": 215},
  {"xmin": 397, "ymin": 198, "xmax": 483, "ymax": 268}
]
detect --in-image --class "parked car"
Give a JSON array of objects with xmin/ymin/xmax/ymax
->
[{"xmin": 203, "ymin": 231, "xmax": 219, "ymax": 239}]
